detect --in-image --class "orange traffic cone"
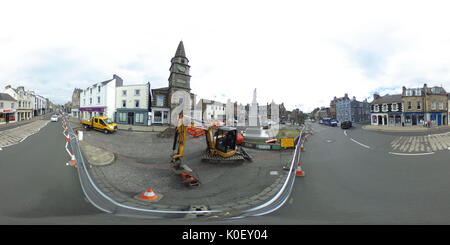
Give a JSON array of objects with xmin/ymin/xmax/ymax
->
[
  {"xmin": 295, "ymin": 162, "xmax": 305, "ymax": 177},
  {"xmin": 69, "ymin": 152, "xmax": 76, "ymax": 166},
  {"xmin": 139, "ymin": 188, "xmax": 158, "ymax": 200},
  {"xmin": 300, "ymin": 144, "xmax": 304, "ymax": 152}
]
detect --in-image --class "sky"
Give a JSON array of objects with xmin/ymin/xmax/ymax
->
[{"xmin": 1, "ymin": 0, "xmax": 450, "ymax": 112}]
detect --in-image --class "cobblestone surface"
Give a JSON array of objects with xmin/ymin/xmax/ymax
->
[{"xmin": 79, "ymin": 129, "xmax": 294, "ymax": 212}]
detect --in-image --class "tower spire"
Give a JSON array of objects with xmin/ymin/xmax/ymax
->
[{"xmin": 175, "ymin": 40, "xmax": 186, "ymax": 58}]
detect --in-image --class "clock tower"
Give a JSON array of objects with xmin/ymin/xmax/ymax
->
[
  {"xmin": 168, "ymin": 41, "xmax": 194, "ymax": 113},
  {"xmin": 168, "ymin": 41, "xmax": 191, "ymax": 91}
]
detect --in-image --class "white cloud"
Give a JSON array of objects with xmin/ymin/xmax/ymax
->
[{"xmin": 1, "ymin": 0, "xmax": 450, "ymax": 111}]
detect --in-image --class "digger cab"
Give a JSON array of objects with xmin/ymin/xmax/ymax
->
[{"xmin": 214, "ymin": 126, "xmax": 238, "ymax": 154}]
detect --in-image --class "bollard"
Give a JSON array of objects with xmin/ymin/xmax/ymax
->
[{"xmin": 78, "ymin": 130, "xmax": 83, "ymax": 141}]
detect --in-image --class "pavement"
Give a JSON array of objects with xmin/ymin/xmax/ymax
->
[
  {"xmin": 70, "ymin": 119, "xmax": 296, "ymax": 217},
  {"xmin": 362, "ymin": 124, "xmax": 450, "ymax": 132}
]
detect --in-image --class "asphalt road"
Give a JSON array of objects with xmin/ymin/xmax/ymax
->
[
  {"xmin": 1, "ymin": 119, "xmax": 449, "ymax": 225},
  {"xmin": 240, "ymin": 122, "xmax": 450, "ymax": 224}
]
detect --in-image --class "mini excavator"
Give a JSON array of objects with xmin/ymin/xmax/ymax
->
[{"xmin": 170, "ymin": 113, "xmax": 252, "ymax": 187}]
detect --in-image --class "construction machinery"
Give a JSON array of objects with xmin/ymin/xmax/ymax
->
[{"xmin": 170, "ymin": 113, "xmax": 252, "ymax": 187}]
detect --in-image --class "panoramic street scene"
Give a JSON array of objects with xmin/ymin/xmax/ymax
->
[{"xmin": 1, "ymin": 0, "xmax": 450, "ymax": 238}]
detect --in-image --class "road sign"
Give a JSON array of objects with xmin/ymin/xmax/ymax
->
[{"xmin": 281, "ymin": 138, "xmax": 294, "ymax": 148}]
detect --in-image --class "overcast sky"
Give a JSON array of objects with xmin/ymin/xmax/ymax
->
[{"xmin": 1, "ymin": 0, "xmax": 450, "ymax": 112}]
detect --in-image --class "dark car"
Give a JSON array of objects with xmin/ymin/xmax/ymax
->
[{"xmin": 341, "ymin": 120, "xmax": 352, "ymax": 129}]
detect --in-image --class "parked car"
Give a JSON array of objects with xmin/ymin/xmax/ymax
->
[
  {"xmin": 341, "ymin": 120, "xmax": 352, "ymax": 129},
  {"xmin": 50, "ymin": 115, "xmax": 59, "ymax": 122}
]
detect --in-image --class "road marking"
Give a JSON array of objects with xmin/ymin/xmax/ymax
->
[
  {"xmin": 0, "ymin": 147, "xmax": 2, "ymax": 151},
  {"xmin": 344, "ymin": 130, "xmax": 347, "ymax": 136},
  {"xmin": 350, "ymin": 138, "xmax": 371, "ymax": 149},
  {"xmin": 389, "ymin": 152, "xmax": 435, "ymax": 156}
]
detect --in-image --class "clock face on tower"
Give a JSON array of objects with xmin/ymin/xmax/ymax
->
[{"xmin": 177, "ymin": 65, "xmax": 186, "ymax": 72}]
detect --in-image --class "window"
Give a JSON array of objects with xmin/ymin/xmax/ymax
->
[
  {"xmin": 392, "ymin": 103, "xmax": 397, "ymax": 111},
  {"xmin": 135, "ymin": 100, "xmax": 140, "ymax": 108},
  {"xmin": 383, "ymin": 104, "xmax": 387, "ymax": 112},
  {"xmin": 83, "ymin": 99, "xmax": 86, "ymax": 106},
  {"xmin": 431, "ymin": 102, "xmax": 436, "ymax": 110},
  {"xmin": 11, "ymin": 103, "xmax": 14, "ymax": 108},
  {"xmin": 417, "ymin": 102, "xmax": 421, "ymax": 110},
  {"xmin": 439, "ymin": 102, "xmax": 444, "ymax": 110},
  {"xmin": 408, "ymin": 102, "xmax": 412, "ymax": 110},
  {"xmin": 97, "ymin": 97, "xmax": 100, "ymax": 104},
  {"xmin": 135, "ymin": 113, "xmax": 144, "ymax": 124},
  {"xmin": 178, "ymin": 97, "xmax": 183, "ymax": 105},
  {"xmin": 90, "ymin": 98, "xmax": 92, "ymax": 104},
  {"xmin": 0, "ymin": 102, "xmax": 3, "ymax": 109},
  {"xmin": 157, "ymin": 96, "xmax": 164, "ymax": 106},
  {"xmin": 19, "ymin": 101, "xmax": 21, "ymax": 108},
  {"xmin": 416, "ymin": 89, "xmax": 421, "ymax": 96},
  {"xmin": 98, "ymin": 86, "xmax": 101, "ymax": 92},
  {"xmin": 122, "ymin": 100, "xmax": 126, "ymax": 108},
  {"xmin": 119, "ymin": 112, "xmax": 127, "ymax": 122},
  {"xmin": 90, "ymin": 88, "xmax": 92, "ymax": 94},
  {"xmin": 122, "ymin": 90, "xmax": 127, "ymax": 96},
  {"xmin": 135, "ymin": 89, "xmax": 140, "ymax": 96}
]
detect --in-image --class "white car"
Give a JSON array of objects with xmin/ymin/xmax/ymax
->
[{"xmin": 50, "ymin": 115, "xmax": 59, "ymax": 122}]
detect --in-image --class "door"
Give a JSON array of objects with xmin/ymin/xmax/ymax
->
[
  {"xmin": 412, "ymin": 116, "xmax": 417, "ymax": 125},
  {"xmin": 437, "ymin": 115, "xmax": 442, "ymax": 126},
  {"xmin": 128, "ymin": 112, "xmax": 134, "ymax": 125}
]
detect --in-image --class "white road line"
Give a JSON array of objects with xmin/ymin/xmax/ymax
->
[
  {"xmin": 389, "ymin": 152, "xmax": 435, "ymax": 156},
  {"xmin": 344, "ymin": 130, "xmax": 347, "ymax": 136},
  {"xmin": 350, "ymin": 138, "xmax": 371, "ymax": 149}
]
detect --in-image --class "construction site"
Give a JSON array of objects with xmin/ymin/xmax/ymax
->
[{"xmin": 74, "ymin": 115, "xmax": 303, "ymax": 217}]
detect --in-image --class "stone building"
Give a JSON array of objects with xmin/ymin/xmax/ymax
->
[
  {"xmin": 371, "ymin": 93, "xmax": 403, "ymax": 126},
  {"xmin": 402, "ymin": 84, "xmax": 447, "ymax": 127},
  {"xmin": 423, "ymin": 84, "xmax": 447, "ymax": 126},
  {"xmin": 71, "ymin": 88, "xmax": 82, "ymax": 119},
  {"xmin": 4, "ymin": 85, "xmax": 33, "ymax": 121},
  {"xmin": 330, "ymin": 96, "xmax": 337, "ymax": 119},
  {"xmin": 150, "ymin": 41, "xmax": 195, "ymax": 125}
]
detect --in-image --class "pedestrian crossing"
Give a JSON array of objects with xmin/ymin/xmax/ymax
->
[
  {"xmin": 0, "ymin": 120, "xmax": 50, "ymax": 148},
  {"xmin": 390, "ymin": 132, "xmax": 450, "ymax": 153}
]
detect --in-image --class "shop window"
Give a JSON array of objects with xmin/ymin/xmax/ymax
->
[
  {"xmin": 154, "ymin": 111, "xmax": 162, "ymax": 122},
  {"xmin": 136, "ymin": 113, "xmax": 144, "ymax": 124}
]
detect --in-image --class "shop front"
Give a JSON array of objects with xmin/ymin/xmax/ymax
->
[
  {"xmin": 0, "ymin": 109, "xmax": 16, "ymax": 124},
  {"xmin": 371, "ymin": 113, "xmax": 388, "ymax": 125},
  {"xmin": 152, "ymin": 108, "xmax": 170, "ymax": 125},
  {"xmin": 79, "ymin": 107, "xmax": 105, "ymax": 120},
  {"xmin": 428, "ymin": 112, "xmax": 446, "ymax": 127},
  {"xmin": 388, "ymin": 113, "xmax": 403, "ymax": 126},
  {"xmin": 115, "ymin": 108, "xmax": 149, "ymax": 126},
  {"xmin": 403, "ymin": 112, "xmax": 424, "ymax": 126}
]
